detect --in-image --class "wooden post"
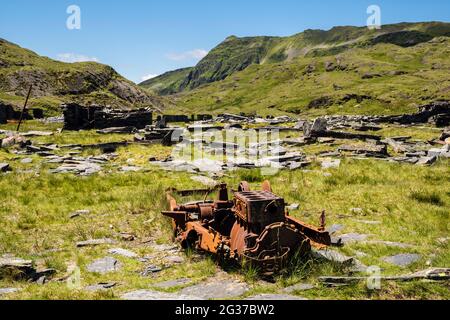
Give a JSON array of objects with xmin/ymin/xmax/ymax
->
[{"xmin": 16, "ymin": 85, "xmax": 33, "ymax": 132}]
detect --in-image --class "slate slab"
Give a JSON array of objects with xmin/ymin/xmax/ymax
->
[
  {"xmin": 152, "ymin": 244, "xmax": 179, "ymax": 252},
  {"xmin": 283, "ymin": 283, "xmax": 315, "ymax": 293},
  {"xmin": 153, "ymin": 278, "xmax": 192, "ymax": 289},
  {"xmin": 108, "ymin": 248, "xmax": 138, "ymax": 258},
  {"xmin": 120, "ymin": 166, "xmax": 143, "ymax": 172},
  {"xmin": 0, "ymin": 257, "xmax": 34, "ymax": 276},
  {"xmin": 287, "ymin": 203, "xmax": 300, "ymax": 211},
  {"xmin": 20, "ymin": 158, "xmax": 33, "ymax": 164},
  {"xmin": 69, "ymin": 210, "xmax": 90, "ymax": 219},
  {"xmin": 355, "ymin": 220, "xmax": 382, "ymax": 225},
  {"xmin": 311, "ymin": 249, "xmax": 367, "ymax": 272},
  {"xmin": 190, "ymin": 175, "xmax": 217, "ymax": 187},
  {"xmin": 84, "ymin": 282, "xmax": 117, "ymax": 292},
  {"xmin": 0, "ymin": 288, "xmax": 20, "ymax": 296},
  {"xmin": 321, "ymin": 159, "xmax": 341, "ymax": 169},
  {"xmin": 141, "ymin": 264, "xmax": 163, "ymax": 276},
  {"xmin": 365, "ymin": 240, "xmax": 414, "ymax": 248},
  {"xmin": 383, "ymin": 254, "xmax": 421, "ymax": 267},
  {"xmin": 338, "ymin": 233, "xmax": 369, "ymax": 244},
  {"xmin": 76, "ymin": 238, "xmax": 116, "ymax": 247},
  {"xmin": 87, "ymin": 257, "xmax": 121, "ymax": 274},
  {"xmin": 327, "ymin": 224, "xmax": 344, "ymax": 234},
  {"xmin": 416, "ymin": 155, "xmax": 437, "ymax": 166},
  {"xmin": 164, "ymin": 255, "xmax": 185, "ymax": 264},
  {"xmin": 0, "ymin": 163, "xmax": 11, "ymax": 172},
  {"xmin": 180, "ymin": 279, "xmax": 249, "ymax": 299}
]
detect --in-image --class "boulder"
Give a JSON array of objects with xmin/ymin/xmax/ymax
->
[
  {"xmin": 0, "ymin": 163, "xmax": 11, "ymax": 172},
  {"xmin": 87, "ymin": 257, "xmax": 121, "ymax": 274},
  {"xmin": 180, "ymin": 279, "xmax": 249, "ymax": 299}
]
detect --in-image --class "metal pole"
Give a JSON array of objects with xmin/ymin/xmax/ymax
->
[{"xmin": 16, "ymin": 85, "xmax": 33, "ymax": 132}]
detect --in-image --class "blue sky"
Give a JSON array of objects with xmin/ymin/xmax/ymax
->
[{"xmin": 0, "ymin": 0, "xmax": 449, "ymax": 83}]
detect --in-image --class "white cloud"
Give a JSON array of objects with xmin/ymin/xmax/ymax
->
[
  {"xmin": 56, "ymin": 53, "xmax": 99, "ymax": 63},
  {"xmin": 140, "ymin": 73, "xmax": 159, "ymax": 82},
  {"xmin": 166, "ymin": 49, "xmax": 208, "ymax": 61}
]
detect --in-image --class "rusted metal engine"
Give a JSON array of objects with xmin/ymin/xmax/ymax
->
[{"xmin": 162, "ymin": 181, "xmax": 331, "ymax": 274}]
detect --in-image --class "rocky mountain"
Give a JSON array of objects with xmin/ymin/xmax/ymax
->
[
  {"xmin": 0, "ymin": 39, "xmax": 165, "ymax": 115},
  {"xmin": 140, "ymin": 22, "xmax": 450, "ymax": 96},
  {"xmin": 140, "ymin": 67, "xmax": 193, "ymax": 95}
]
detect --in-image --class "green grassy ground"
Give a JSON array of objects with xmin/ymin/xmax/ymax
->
[{"xmin": 0, "ymin": 122, "xmax": 449, "ymax": 300}]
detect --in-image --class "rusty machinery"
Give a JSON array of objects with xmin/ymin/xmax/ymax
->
[{"xmin": 162, "ymin": 181, "xmax": 331, "ymax": 275}]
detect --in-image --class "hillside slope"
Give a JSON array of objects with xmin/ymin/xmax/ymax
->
[
  {"xmin": 141, "ymin": 21, "xmax": 450, "ymax": 97},
  {"xmin": 172, "ymin": 36, "xmax": 450, "ymax": 117},
  {"xmin": 0, "ymin": 39, "xmax": 165, "ymax": 115},
  {"xmin": 140, "ymin": 67, "xmax": 193, "ymax": 95}
]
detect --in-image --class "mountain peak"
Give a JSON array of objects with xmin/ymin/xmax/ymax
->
[{"xmin": 140, "ymin": 21, "xmax": 450, "ymax": 96}]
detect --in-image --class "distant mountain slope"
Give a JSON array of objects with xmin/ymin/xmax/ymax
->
[
  {"xmin": 140, "ymin": 67, "xmax": 193, "ymax": 95},
  {"xmin": 171, "ymin": 35, "xmax": 450, "ymax": 117},
  {"xmin": 0, "ymin": 39, "xmax": 165, "ymax": 115},
  {"xmin": 140, "ymin": 21, "xmax": 450, "ymax": 95}
]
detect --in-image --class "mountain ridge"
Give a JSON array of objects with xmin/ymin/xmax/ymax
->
[{"xmin": 140, "ymin": 21, "xmax": 450, "ymax": 95}]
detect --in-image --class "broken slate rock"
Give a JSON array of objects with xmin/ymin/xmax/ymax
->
[
  {"xmin": 355, "ymin": 220, "xmax": 381, "ymax": 225},
  {"xmin": 0, "ymin": 288, "xmax": 21, "ymax": 296},
  {"xmin": 0, "ymin": 257, "xmax": 55, "ymax": 281},
  {"xmin": 245, "ymin": 294, "xmax": 307, "ymax": 300},
  {"xmin": 164, "ymin": 255, "xmax": 185, "ymax": 264},
  {"xmin": 180, "ymin": 279, "xmax": 249, "ymax": 299},
  {"xmin": 321, "ymin": 159, "xmax": 341, "ymax": 169},
  {"xmin": 0, "ymin": 163, "xmax": 11, "ymax": 172},
  {"xmin": 108, "ymin": 248, "xmax": 138, "ymax": 258},
  {"xmin": 0, "ymin": 257, "xmax": 34, "ymax": 278},
  {"xmin": 120, "ymin": 166, "xmax": 143, "ymax": 172},
  {"xmin": 20, "ymin": 158, "xmax": 33, "ymax": 164},
  {"xmin": 151, "ymin": 243, "xmax": 179, "ymax": 252},
  {"xmin": 153, "ymin": 278, "xmax": 192, "ymax": 289},
  {"xmin": 84, "ymin": 282, "xmax": 117, "ymax": 292},
  {"xmin": 337, "ymin": 233, "xmax": 369, "ymax": 244},
  {"xmin": 283, "ymin": 283, "xmax": 315, "ymax": 293},
  {"xmin": 350, "ymin": 207, "xmax": 364, "ymax": 214},
  {"xmin": 87, "ymin": 257, "xmax": 121, "ymax": 274},
  {"xmin": 190, "ymin": 175, "xmax": 218, "ymax": 187},
  {"xmin": 416, "ymin": 155, "xmax": 437, "ymax": 166},
  {"xmin": 327, "ymin": 224, "xmax": 344, "ymax": 234},
  {"xmin": 141, "ymin": 265, "xmax": 163, "ymax": 276},
  {"xmin": 311, "ymin": 249, "xmax": 367, "ymax": 272},
  {"xmin": 383, "ymin": 254, "xmax": 421, "ymax": 267},
  {"xmin": 76, "ymin": 238, "xmax": 116, "ymax": 247},
  {"xmin": 122, "ymin": 289, "xmax": 200, "ymax": 300},
  {"xmin": 287, "ymin": 203, "xmax": 300, "ymax": 211},
  {"xmin": 69, "ymin": 209, "xmax": 90, "ymax": 219},
  {"xmin": 365, "ymin": 240, "xmax": 414, "ymax": 248}
]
